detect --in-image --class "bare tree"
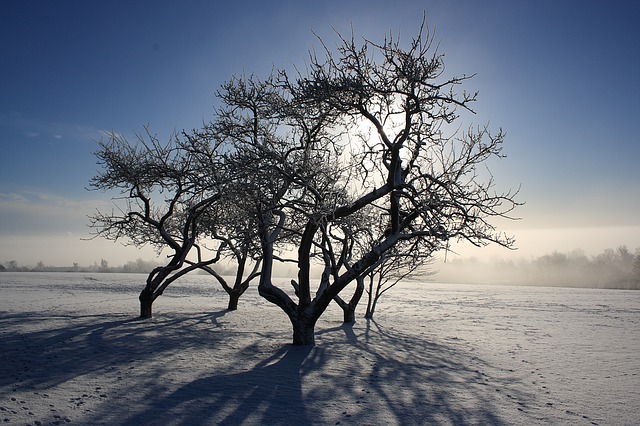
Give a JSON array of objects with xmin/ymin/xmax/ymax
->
[
  {"xmin": 180, "ymin": 127, "xmax": 264, "ymax": 310},
  {"xmin": 633, "ymin": 248, "xmax": 640, "ymax": 285},
  {"xmin": 253, "ymin": 20, "xmax": 520, "ymax": 345},
  {"xmin": 88, "ymin": 127, "xmax": 258, "ymax": 317},
  {"xmin": 364, "ymin": 239, "xmax": 435, "ymax": 319},
  {"xmin": 88, "ymin": 19, "xmax": 520, "ymax": 344}
]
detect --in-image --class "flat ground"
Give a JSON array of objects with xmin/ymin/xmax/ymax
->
[{"xmin": 1, "ymin": 272, "xmax": 638, "ymax": 425}]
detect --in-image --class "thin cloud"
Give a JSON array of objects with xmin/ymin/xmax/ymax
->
[
  {"xmin": 0, "ymin": 191, "xmax": 158, "ymax": 265},
  {"xmin": 0, "ymin": 190, "xmax": 113, "ymax": 235},
  {"xmin": 1, "ymin": 112, "xmax": 105, "ymax": 143},
  {"xmin": 0, "ymin": 192, "xmax": 29, "ymax": 202}
]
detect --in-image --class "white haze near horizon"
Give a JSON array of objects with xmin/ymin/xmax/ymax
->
[
  {"xmin": 1, "ymin": 224, "xmax": 639, "ymax": 271},
  {"xmin": 1, "ymin": 187, "xmax": 639, "ymax": 270}
]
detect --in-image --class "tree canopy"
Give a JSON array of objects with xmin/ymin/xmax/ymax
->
[{"xmin": 88, "ymin": 19, "xmax": 520, "ymax": 345}]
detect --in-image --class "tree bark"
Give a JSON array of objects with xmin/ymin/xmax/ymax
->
[
  {"xmin": 364, "ymin": 275, "xmax": 374, "ymax": 319},
  {"xmin": 227, "ymin": 291, "xmax": 241, "ymax": 311},
  {"xmin": 290, "ymin": 315, "xmax": 316, "ymax": 346},
  {"xmin": 139, "ymin": 288, "xmax": 154, "ymax": 319},
  {"xmin": 138, "ymin": 265, "xmax": 176, "ymax": 319},
  {"xmin": 343, "ymin": 307, "xmax": 356, "ymax": 323},
  {"xmin": 348, "ymin": 277, "xmax": 365, "ymax": 322}
]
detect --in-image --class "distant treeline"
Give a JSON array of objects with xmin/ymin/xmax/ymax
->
[
  {"xmin": 438, "ymin": 246, "xmax": 640, "ymax": 289},
  {"xmin": 4, "ymin": 247, "xmax": 640, "ymax": 290},
  {"xmin": 0, "ymin": 258, "xmax": 161, "ymax": 274}
]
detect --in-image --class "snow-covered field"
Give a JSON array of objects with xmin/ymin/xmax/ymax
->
[{"xmin": 1, "ymin": 272, "xmax": 638, "ymax": 425}]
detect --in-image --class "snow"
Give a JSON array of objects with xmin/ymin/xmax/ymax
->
[{"xmin": 1, "ymin": 272, "xmax": 639, "ymax": 425}]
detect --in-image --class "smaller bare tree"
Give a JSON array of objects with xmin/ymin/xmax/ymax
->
[
  {"xmin": 88, "ymin": 127, "xmax": 258, "ymax": 317},
  {"xmin": 364, "ymin": 240, "xmax": 435, "ymax": 319},
  {"xmin": 181, "ymin": 128, "xmax": 264, "ymax": 310}
]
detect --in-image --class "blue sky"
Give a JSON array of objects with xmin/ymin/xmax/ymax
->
[{"xmin": 1, "ymin": 0, "xmax": 639, "ymax": 267}]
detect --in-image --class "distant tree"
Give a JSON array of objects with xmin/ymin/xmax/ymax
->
[
  {"xmin": 633, "ymin": 248, "xmax": 640, "ymax": 286},
  {"xmin": 590, "ymin": 246, "xmax": 634, "ymax": 288},
  {"xmin": 533, "ymin": 251, "xmax": 570, "ymax": 285},
  {"xmin": 528, "ymin": 246, "xmax": 640, "ymax": 289},
  {"xmin": 8, "ymin": 260, "xmax": 18, "ymax": 270},
  {"xmin": 0, "ymin": 264, "xmax": 5, "ymax": 272},
  {"xmin": 614, "ymin": 245, "xmax": 636, "ymax": 287},
  {"xmin": 99, "ymin": 259, "xmax": 109, "ymax": 272}
]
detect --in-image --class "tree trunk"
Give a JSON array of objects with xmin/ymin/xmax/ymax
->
[
  {"xmin": 339, "ymin": 276, "xmax": 364, "ymax": 323},
  {"xmin": 365, "ymin": 297, "xmax": 378, "ymax": 319},
  {"xmin": 291, "ymin": 316, "xmax": 316, "ymax": 346},
  {"xmin": 364, "ymin": 274, "xmax": 374, "ymax": 319},
  {"xmin": 343, "ymin": 307, "xmax": 356, "ymax": 323},
  {"xmin": 364, "ymin": 308, "xmax": 373, "ymax": 319},
  {"xmin": 139, "ymin": 265, "xmax": 174, "ymax": 319},
  {"xmin": 139, "ymin": 288, "xmax": 154, "ymax": 319},
  {"xmin": 227, "ymin": 291, "xmax": 240, "ymax": 311}
]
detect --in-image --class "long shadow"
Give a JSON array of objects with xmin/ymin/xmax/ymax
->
[
  {"xmin": 1, "ymin": 310, "xmax": 537, "ymax": 425},
  {"xmin": 120, "ymin": 344, "xmax": 319, "ymax": 425},
  {"xmin": 0, "ymin": 310, "xmax": 230, "ymax": 390},
  {"xmin": 310, "ymin": 319, "xmax": 535, "ymax": 425},
  {"xmin": 119, "ymin": 320, "xmax": 534, "ymax": 425}
]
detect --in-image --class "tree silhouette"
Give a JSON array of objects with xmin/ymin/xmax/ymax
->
[
  {"xmin": 249, "ymin": 19, "xmax": 520, "ymax": 344},
  {"xmin": 88, "ymin": 18, "xmax": 520, "ymax": 344},
  {"xmin": 88, "ymin": 128, "xmax": 260, "ymax": 317}
]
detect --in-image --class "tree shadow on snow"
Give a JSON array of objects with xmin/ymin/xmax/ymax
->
[
  {"xmin": 122, "ymin": 343, "xmax": 319, "ymax": 425},
  {"xmin": 1, "ymin": 310, "xmax": 537, "ymax": 425},
  {"xmin": 308, "ymin": 319, "xmax": 535, "ymax": 425},
  {"xmin": 0, "ymin": 309, "xmax": 318, "ymax": 425},
  {"xmin": 0, "ymin": 310, "xmax": 231, "ymax": 391},
  {"xmin": 124, "ymin": 319, "xmax": 535, "ymax": 425}
]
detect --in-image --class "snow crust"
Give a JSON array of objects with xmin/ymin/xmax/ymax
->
[{"xmin": 1, "ymin": 272, "xmax": 638, "ymax": 425}]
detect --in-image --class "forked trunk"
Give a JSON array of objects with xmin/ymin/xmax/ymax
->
[
  {"xmin": 337, "ymin": 276, "xmax": 364, "ymax": 323},
  {"xmin": 364, "ymin": 297, "xmax": 377, "ymax": 319}
]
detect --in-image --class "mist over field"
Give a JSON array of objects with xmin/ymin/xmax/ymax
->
[
  {"xmin": 4, "ymin": 246, "xmax": 639, "ymax": 291},
  {"xmin": 436, "ymin": 246, "xmax": 640, "ymax": 290}
]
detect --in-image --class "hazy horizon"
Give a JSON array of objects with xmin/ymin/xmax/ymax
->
[{"xmin": 1, "ymin": 225, "xmax": 639, "ymax": 268}]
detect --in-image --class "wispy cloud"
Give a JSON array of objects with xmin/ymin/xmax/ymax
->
[
  {"xmin": 1, "ymin": 190, "xmax": 112, "ymax": 209},
  {"xmin": 1, "ymin": 111, "xmax": 107, "ymax": 143},
  {"xmin": 0, "ymin": 190, "xmax": 112, "ymax": 236},
  {"xmin": 0, "ymin": 192, "xmax": 29, "ymax": 203}
]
